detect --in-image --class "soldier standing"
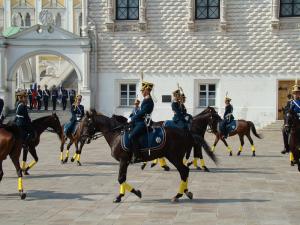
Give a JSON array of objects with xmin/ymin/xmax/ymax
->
[
  {"xmin": 36, "ymin": 85, "xmax": 43, "ymax": 110},
  {"xmin": 42, "ymin": 85, "xmax": 50, "ymax": 110},
  {"xmin": 69, "ymin": 89, "xmax": 76, "ymax": 106},
  {"xmin": 27, "ymin": 85, "xmax": 33, "ymax": 110},
  {"xmin": 61, "ymin": 86, "xmax": 68, "ymax": 110},
  {"xmin": 51, "ymin": 85, "xmax": 59, "ymax": 111}
]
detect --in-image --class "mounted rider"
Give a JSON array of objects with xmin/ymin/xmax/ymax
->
[
  {"xmin": 64, "ymin": 95, "xmax": 84, "ymax": 135},
  {"xmin": 128, "ymin": 81, "xmax": 154, "ymax": 163},
  {"xmin": 290, "ymin": 84, "xmax": 300, "ymax": 115},
  {"xmin": 14, "ymin": 90, "xmax": 34, "ymax": 142},
  {"xmin": 282, "ymin": 93, "xmax": 293, "ymax": 154},
  {"xmin": 180, "ymin": 93, "xmax": 193, "ymax": 130},
  {"xmin": 220, "ymin": 94, "xmax": 235, "ymax": 139},
  {"xmin": 129, "ymin": 99, "xmax": 141, "ymax": 118}
]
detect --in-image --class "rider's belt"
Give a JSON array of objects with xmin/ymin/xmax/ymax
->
[{"xmin": 16, "ymin": 115, "xmax": 24, "ymax": 118}]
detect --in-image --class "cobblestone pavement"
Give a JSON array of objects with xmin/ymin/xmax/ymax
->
[{"xmin": 0, "ymin": 130, "xmax": 300, "ymax": 225}]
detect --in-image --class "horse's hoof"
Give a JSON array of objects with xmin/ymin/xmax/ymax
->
[
  {"xmin": 63, "ymin": 158, "xmax": 69, "ymax": 163},
  {"xmin": 162, "ymin": 165, "xmax": 170, "ymax": 171},
  {"xmin": 237, "ymin": 151, "xmax": 241, "ymax": 156},
  {"xmin": 229, "ymin": 152, "xmax": 233, "ymax": 156},
  {"xmin": 252, "ymin": 152, "xmax": 256, "ymax": 157},
  {"xmin": 291, "ymin": 161, "xmax": 295, "ymax": 166},
  {"xmin": 171, "ymin": 197, "xmax": 179, "ymax": 203},
  {"xmin": 24, "ymin": 170, "xmax": 30, "ymax": 176},
  {"xmin": 77, "ymin": 161, "xmax": 82, "ymax": 166},
  {"xmin": 60, "ymin": 160, "xmax": 64, "ymax": 164},
  {"xmin": 150, "ymin": 163, "xmax": 157, "ymax": 168},
  {"xmin": 71, "ymin": 158, "xmax": 75, "ymax": 162},
  {"xmin": 113, "ymin": 196, "xmax": 122, "ymax": 203},
  {"xmin": 202, "ymin": 166, "xmax": 210, "ymax": 172},
  {"xmin": 141, "ymin": 163, "xmax": 146, "ymax": 170},
  {"xmin": 20, "ymin": 192, "xmax": 26, "ymax": 200},
  {"xmin": 185, "ymin": 191, "xmax": 193, "ymax": 200},
  {"xmin": 187, "ymin": 162, "xmax": 193, "ymax": 167},
  {"xmin": 196, "ymin": 166, "xmax": 201, "ymax": 170},
  {"xmin": 133, "ymin": 189, "xmax": 142, "ymax": 198}
]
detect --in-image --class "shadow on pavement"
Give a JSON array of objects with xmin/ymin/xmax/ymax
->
[
  {"xmin": 141, "ymin": 198, "xmax": 270, "ymax": 204},
  {"xmin": 206, "ymin": 168, "xmax": 276, "ymax": 175}
]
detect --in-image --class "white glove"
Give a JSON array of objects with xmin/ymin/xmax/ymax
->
[{"xmin": 128, "ymin": 118, "xmax": 132, "ymax": 123}]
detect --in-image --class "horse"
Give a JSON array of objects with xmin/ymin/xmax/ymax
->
[
  {"xmin": 0, "ymin": 124, "xmax": 26, "ymax": 199},
  {"xmin": 21, "ymin": 113, "xmax": 62, "ymax": 175},
  {"xmin": 209, "ymin": 109, "xmax": 263, "ymax": 156},
  {"xmin": 286, "ymin": 109, "xmax": 300, "ymax": 171},
  {"xmin": 82, "ymin": 109, "xmax": 218, "ymax": 203}
]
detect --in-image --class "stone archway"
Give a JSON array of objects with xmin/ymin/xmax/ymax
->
[{"xmin": 0, "ymin": 24, "xmax": 91, "ymax": 110}]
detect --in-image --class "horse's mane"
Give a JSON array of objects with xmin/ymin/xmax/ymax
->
[
  {"xmin": 193, "ymin": 107, "xmax": 217, "ymax": 119},
  {"xmin": 32, "ymin": 115, "xmax": 53, "ymax": 126}
]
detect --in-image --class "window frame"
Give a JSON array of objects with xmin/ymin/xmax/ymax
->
[
  {"xmin": 116, "ymin": 0, "xmax": 139, "ymax": 21},
  {"xmin": 199, "ymin": 83, "xmax": 217, "ymax": 107},
  {"xmin": 119, "ymin": 83, "xmax": 137, "ymax": 107},
  {"xmin": 280, "ymin": 0, "xmax": 300, "ymax": 17},
  {"xmin": 195, "ymin": 0, "xmax": 221, "ymax": 20}
]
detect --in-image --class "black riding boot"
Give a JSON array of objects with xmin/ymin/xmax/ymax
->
[{"xmin": 130, "ymin": 141, "xmax": 140, "ymax": 164}]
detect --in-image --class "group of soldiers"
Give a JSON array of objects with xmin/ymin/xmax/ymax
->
[{"xmin": 18, "ymin": 84, "xmax": 77, "ymax": 111}]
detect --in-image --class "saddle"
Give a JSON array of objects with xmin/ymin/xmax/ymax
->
[
  {"xmin": 218, "ymin": 120, "xmax": 238, "ymax": 134},
  {"xmin": 64, "ymin": 122, "xmax": 80, "ymax": 136},
  {"xmin": 121, "ymin": 127, "xmax": 166, "ymax": 152}
]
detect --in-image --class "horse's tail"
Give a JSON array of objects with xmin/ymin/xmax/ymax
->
[
  {"xmin": 192, "ymin": 134, "xmax": 218, "ymax": 165},
  {"xmin": 247, "ymin": 121, "xmax": 263, "ymax": 139}
]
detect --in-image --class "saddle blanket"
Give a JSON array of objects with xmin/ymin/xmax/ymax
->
[
  {"xmin": 219, "ymin": 120, "xmax": 238, "ymax": 134},
  {"xmin": 121, "ymin": 127, "xmax": 166, "ymax": 152}
]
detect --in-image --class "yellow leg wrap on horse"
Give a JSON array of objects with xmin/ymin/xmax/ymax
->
[
  {"xmin": 66, "ymin": 150, "xmax": 70, "ymax": 158},
  {"xmin": 28, "ymin": 160, "xmax": 37, "ymax": 169},
  {"xmin": 178, "ymin": 180, "xmax": 188, "ymax": 194},
  {"xmin": 76, "ymin": 154, "xmax": 81, "ymax": 161},
  {"xmin": 193, "ymin": 158, "xmax": 198, "ymax": 168},
  {"xmin": 159, "ymin": 158, "xmax": 166, "ymax": 167},
  {"xmin": 72, "ymin": 153, "xmax": 77, "ymax": 160},
  {"xmin": 211, "ymin": 145, "xmax": 215, "ymax": 152},
  {"xmin": 227, "ymin": 146, "xmax": 232, "ymax": 153},
  {"xmin": 183, "ymin": 159, "xmax": 187, "ymax": 165},
  {"xmin": 200, "ymin": 159, "xmax": 206, "ymax": 168},
  {"xmin": 119, "ymin": 184, "xmax": 125, "ymax": 195},
  {"xmin": 152, "ymin": 159, "xmax": 158, "ymax": 164},
  {"xmin": 239, "ymin": 146, "xmax": 243, "ymax": 152},
  {"xmin": 21, "ymin": 161, "xmax": 27, "ymax": 170},
  {"xmin": 251, "ymin": 145, "xmax": 256, "ymax": 152},
  {"xmin": 123, "ymin": 183, "xmax": 133, "ymax": 192},
  {"xmin": 18, "ymin": 177, "xmax": 23, "ymax": 191},
  {"xmin": 60, "ymin": 152, "xmax": 63, "ymax": 161},
  {"xmin": 290, "ymin": 152, "xmax": 294, "ymax": 162}
]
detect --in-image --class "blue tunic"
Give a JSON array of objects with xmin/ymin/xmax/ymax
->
[
  {"xmin": 64, "ymin": 104, "xmax": 85, "ymax": 134},
  {"xmin": 224, "ymin": 104, "xmax": 234, "ymax": 122},
  {"xmin": 290, "ymin": 100, "xmax": 300, "ymax": 113},
  {"xmin": 15, "ymin": 102, "xmax": 33, "ymax": 140}
]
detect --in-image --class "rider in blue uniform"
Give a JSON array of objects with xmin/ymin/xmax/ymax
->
[
  {"xmin": 171, "ymin": 89, "xmax": 186, "ymax": 128},
  {"xmin": 282, "ymin": 94, "xmax": 293, "ymax": 154},
  {"xmin": 221, "ymin": 96, "xmax": 234, "ymax": 139},
  {"xmin": 290, "ymin": 84, "xmax": 300, "ymax": 114},
  {"xmin": 128, "ymin": 81, "xmax": 154, "ymax": 163},
  {"xmin": 64, "ymin": 95, "xmax": 84, "ymax": 135},
  {"xmin": 129, "ymin": 99, "xmax": 140, "ymax": 118},
  {"xmin": 14, "ymin": 90, "xmax": 34, "ymax": 142},
  {"xmin": 180, "ymin": 93, "xmax": 193, "ymax": 130}
]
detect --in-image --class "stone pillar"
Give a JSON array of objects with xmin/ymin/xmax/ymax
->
[
  {"xmin": 80, "ymin": 48, "xmax": 91, "ymax": 109},
  {"xmin": 0, "ymin": 46, "xmax": 6, "ymax": 92},
  {"xmin": 187, "ymin": 0, "xmax": 195, "ymax": 31},
  {"xmin": 35, "ymin": 0, "xmax": 42, "ymax": 24},
  {"xmin": 271, "ymin": 0, "xmax": 280, "ymax": 29},
  {"xmin": 81, "ymin": 0, "xmax": 88, "ymax": 37},
  {"xmin": 220, "ymin": 0, "xmax": 227, "ymax": 31},
  {"xmin": 35, "ymin": 56, "xmax": 40, "ymax": 84},
  {"xmin": 105, "ymin": 0, "xmax": 115, "ymax": 31},
  {"xmin": 66, "ymin": 0, "xmax": 74, "ymax": 33},
  {"xmin": 139, "ymin": 0, "xmax": 147, "ymax": 31},
  {"xmin": 4, "ymin": 0, "xmax": 11, "ymax": 29}
]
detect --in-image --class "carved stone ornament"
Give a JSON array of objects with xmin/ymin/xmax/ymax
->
[{"xmin": 39, "ymin": 10, "xmax": 54, "ymax": 25}]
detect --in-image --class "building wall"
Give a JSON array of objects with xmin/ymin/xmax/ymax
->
[{"xmin": 90, "ymin": 0, "xmax": 300, "ymax": 128}]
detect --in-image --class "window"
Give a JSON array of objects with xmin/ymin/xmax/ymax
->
[
  {"xmin": 25, "ymin": 13, "xmax": 31, "ymax": 27},
  {"xmin": 280, "ymin": 0, "xmax": 300, "ymax": 17},
  {"xmin": 120, "ymin": 83, "xmax": 137, "ymax": 106},
  {"xmin": 116, "ymin": 0, "xmax": 139, "ymax": 20},
  {"xmin": 199, "ymin": 84, "xmax": 216, "ymax": 107},
  {"xmin": 56, "ymin": 13, "xmax": 61, "ymax": 27},
  {"xmin": 195, "ymin": 0, "xmax": 220, "ymax": 19}
]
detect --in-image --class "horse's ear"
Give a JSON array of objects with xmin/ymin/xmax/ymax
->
[
  {"xmin": 90, "ymin": 109, "xmax": 97, "ymax": 115},
  {"xmin": 86, "ymin": 111, "xmax": 90, "ymax": 118}
]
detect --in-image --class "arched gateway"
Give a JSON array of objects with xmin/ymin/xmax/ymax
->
[{"xmin": 0, "ymin": 24, "xmax": 91, "ymax": 110}]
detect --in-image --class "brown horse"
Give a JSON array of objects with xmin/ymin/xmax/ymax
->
[
  {"xmin": 286, "ymin": 109, "xmax": 300, "ymax": 171},
  {"xmin": 21, "ymin": 114, "xmax": 62, "ymax": 175},
  {"xmin": 209, "ymin": 109, "xmax": 263, "ymax": 156},
  {"xmin": 82, "ymin": 110, "xmax": 217, "ymax": 203},
  {"xmin": 0, "ymin": 124, "xmax": 26, "ymax": 199}
]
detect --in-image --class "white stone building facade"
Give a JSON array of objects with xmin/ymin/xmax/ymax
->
[{"xmin": 89, "ymin": 0, "xmax": 300, "ymax": 128}]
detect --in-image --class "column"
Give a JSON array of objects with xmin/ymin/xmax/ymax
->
[
  {"xmin": 4, "ymin": 0, "xmax": 11, "ymax": 29},
  {"xmin": 220, "ymin": 0, "xmax": 227, "ymax": 31},
  {"xmin": 35, "ymin": 0, "xmax": 42, "ymax": 24},
  {"xmin": 187, "ymin": 0, "xmax": 194, "ymax": 31},
  {"xmin": 35, "ymin": 56, "xmax": 40, "ymax": 84},
  {"xmin": 0, "ymin": 46, "xmax": 7, "ymax": 92},
  {"xmin": 81, "ymin": 0, "xmax": 88, "ymax": 37},
  {"xmin": 66, "ymin": 0, "xmax": 74, "ymax": 33},
  {"xmin": 139, "ymin": 0, "xmax": 147, "ymax": 31},
  {"xmin": 271, "ymin": 0, "xmax": 280, "ymax": 29},
  {"xmin": 80, "ymin": 48, "xmax": 91, "ymax": 110},
  {"xmin": 105, "ymin": 0, "xmax": 114, "ymax": 31}
]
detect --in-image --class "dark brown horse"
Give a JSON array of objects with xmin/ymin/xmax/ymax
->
[
  {"xmin": 82, "ymin": 110, "xmax": 217, "ymax": 203},
  {"xmin": 286, "ymin": 109, "xmax": 300, "ymax": 171},
  {"xmin": 21, "ymin": 113, "xmax": 62, "ymax": 175},
  {"xmin": 0, "ymin": 124, "xmax": 26, "ymax": 199},
  {"xmin": 209, "ymin": 108, "xmax": 263, "ymax": 156}
]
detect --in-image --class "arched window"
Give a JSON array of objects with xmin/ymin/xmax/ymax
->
[
  {"xmin": 12, "ymin": 13, "xmax": 23, "ymax": 27},
  {"xmin": 25, "ymin": 13, "xmax": 31, "ymax": 27},
  {"xmin": 56, "ymin": 13, "xmax": 62, "ymax": 27}
]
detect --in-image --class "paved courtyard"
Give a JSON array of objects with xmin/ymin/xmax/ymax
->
[{"xmin": 1, "ymin": 129, "xmax": 300, "ymax": 225}]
